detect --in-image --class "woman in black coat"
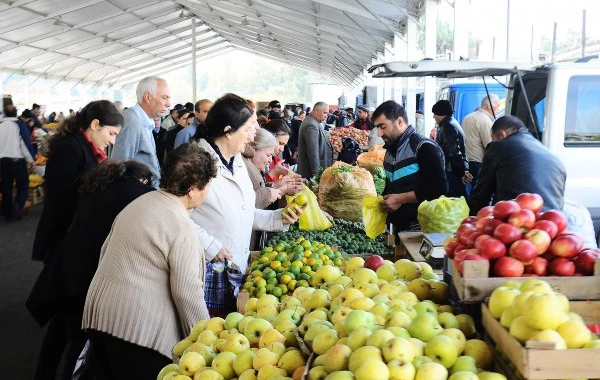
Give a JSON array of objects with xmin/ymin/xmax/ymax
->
[{"xmin": 32, "ymin": 100, "xmax": 123, "ymax": 263}]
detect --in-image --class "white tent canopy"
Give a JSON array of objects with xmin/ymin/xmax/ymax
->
[{"xmin": 0, "ymin": 0, "xmax": 420, "ymax": 89}]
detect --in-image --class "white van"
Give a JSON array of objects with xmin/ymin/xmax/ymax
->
[{"xmin": 369, "ymin": 59, "xmax": 600, "ymax": 243}]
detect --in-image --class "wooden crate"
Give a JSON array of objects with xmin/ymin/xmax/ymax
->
[
  {"xmin": 450, "ymin": 259, "xmax": 600, "ymax": 302},
  {"xmin": 482, "ymin": 301, "xmax": 600, "ymax": 379},
  {"xmin": 237, "ymin": 291, "xmax": 250, "ymax": 314}
]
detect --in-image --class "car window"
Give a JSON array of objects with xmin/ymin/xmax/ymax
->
[{"xmin": 565, "ymin": 75, "xmax": 600, "ymax": 145}]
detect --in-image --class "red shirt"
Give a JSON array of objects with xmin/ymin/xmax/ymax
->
[{"xmin": 80, "ymin": 128, "xmax": 107, "ymax": 163}]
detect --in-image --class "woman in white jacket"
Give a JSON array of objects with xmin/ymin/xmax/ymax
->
[{"xmin": 190, "ymin": 93, "xmax": 302, "ymax": 316}]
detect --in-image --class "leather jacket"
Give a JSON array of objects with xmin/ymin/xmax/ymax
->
[
  {"xmin": 435, "ymin": 116, "xmax": 469, "ymax": 176},
  {"xmin": 469, "ymin": 130, "xmax": 566, "ymax": 214}
]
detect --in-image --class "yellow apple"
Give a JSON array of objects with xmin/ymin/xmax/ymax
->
[
  {"xmin": 206, "ymin": 317, "xmax": 226, "ymax": 334},
  {"xmin": 277, "ymin": 349, "xmax": 306, "ymax": 376},
  {"xmin": 312, "ymin": 329, "xmax": 339, "ymax": 355},
  {"xmin": 366, "ymin": 329, "xmax": 396, "ymax": 349},
  {"xmin": 348, "ymin": 346, "xmax": 382, "ymax": 372},
  {"xmin": 557, "ymin": 319, "xmax": 593, "ymax": 348},
  {"xmin": 256, "ymin": 364, "xmax": 286, "ymax": 380},
  {"xmin": 415, "ymin": 361, "xmax": 447, "ymax": 380},
  {"xmin": 211, "ymin": 351, "xmax": 237, "ymax": 379},
  {"xmin": 355, "ymin": 358, "xmax": 389, "ymax": 380},
  {"xmin": 233, "ymin": 350, "xmax": 255, "ymax": 376},
  {"xmin": 530, "ymin": 329, "xmax": 567, "ymax": 349},
  {"xmin": 394, "ymin": 259, "xmax": 422, "ymax": 281},
  {"xmin": 258, "ymin": 328, "xmax": 286, "ymax": 348},
  {"xmin": 252, "ymin": 348, "xmax": 279, "ymax": 371},
  {"xmin": 489, "ymin": 286, "xmax": 521, "ymax": 319},
  {"xmin": 387, "ymin": 359, "xmax": 416, "ymax": 380},
  {"xmin": 382, "ymin": 336, "xmax": 414, "ymax": 363},
  {"xmin": 463, "ymin": 339, "xmax": 493, "ymax": 369},
  {"xmin": 345, "ymin": 256, "xmax": 365, "ymax": 274},
  {"xmin": 324, "ymin": 344, "xmax": 352, "ymax": 372},
  {"xmin": 522, "ymin": 293, "xmax": 566, "ymax": 330}
]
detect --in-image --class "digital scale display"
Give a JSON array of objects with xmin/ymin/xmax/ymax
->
[{"xmin": 419, "ymin": 232, "xmax": 452, "ymax": 269}]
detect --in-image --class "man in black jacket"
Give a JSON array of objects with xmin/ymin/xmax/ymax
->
[
  {"xmin": 432, "ymin": 100, "xmax": 472, "ymax": 197},
  {"xmin": 469, "ymin": 115, "xmax": 566, "ymax": 214}
]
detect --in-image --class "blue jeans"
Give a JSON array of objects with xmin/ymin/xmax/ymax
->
[{"xmin": 0, "ymin": 158, "xmax": 29, "ymax": 220}]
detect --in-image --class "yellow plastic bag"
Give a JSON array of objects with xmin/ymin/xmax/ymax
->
[
  {"xmin": 362, "ymin": 196, "xmax": 388, "ymax": 239},
  {"xmin": 286, "ymin": 185, "xmax": 333, "ymax": 231},
  {"xmin": 417, "ymin": 196, "xmax": 469, "ymax": 233}
]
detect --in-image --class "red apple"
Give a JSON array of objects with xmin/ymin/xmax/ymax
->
[
  {"xmin": 540, "ymin": 210, "xmax": 568, "ymax": 233},
  {"xmin": 457, "ymin": 224, "xmax": 477, "ymax": 245},
  {"xmin": 550, "ymin": 232, "xmax": 584, "ymax": 258},
  {"xmin": 476, "ymin": 216, "xmax": 494, "ymax": 232},
  {"xmin": 444, "ymin": 239, "xmax": 460, "ymax": 259},
  {"xmin": 508, "ymin": 209, "xmax": 536, "ymax": 229},
  {"xmin": 493, "ymin": 223, "xmax": 523, "ymax": 245},
  {"xmin": 525, "ymin": 256, "xmax": 549, "ymax": 276},
  {"xmin": 462, "ymin": 216, "xmax": 479, "ymax": 224},
  {"xmin": 515, "ymin": 193, "xmax": 544, "ymax": 213},
  {"xmin": 478, "ymin": 237, "xmax": 507, "ymax": 260},
  {"xmin": 573, "ymin": 248, "xmax": 600, "ymax": 275},
  {"xmin": 477, "ymin": 206, "xmax": 495, "ymax": 219},
  {"xmin": 493, "ymin": 200, "xmax": 521, "ymax": 221},
  {"xmin": 494, "ymin": 256, "xmax": 525, "ymax": 277},
  {"xmin": 549, "ymin": 258, "xmax": 576, "ymax": 276},
  {"xmin": 509, "ymin": 239, "xmax": 538, "ymax": 265},
  {"xmin": 474, "ymin": 234, "xmax": 493, "ymax": 250},
  {"xmin": 454, "ymin": 249, "xmax": 479, "ymax": 274},
  {"xmin": 364, "ymin": 255, "xmax": 385, "ymax": 271},
  {"xmin": 483, "ymin": 219, "xmax": 504, "ymax": 235},
  {"xmin": 532, "ymin": 220, "xmax": 559, "ymax": 239},
  {"xmin": 465, "ymin": 231, "xmax": 484, "ymax": 248},
  {"xmin": 540, "ymin": 251, "xmax": 557, "ymax": 262},
  {"xmin": 524, "ymin": 229, "xmax": 552, "ymax": 255}
]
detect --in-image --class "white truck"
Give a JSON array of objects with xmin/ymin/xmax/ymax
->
[{"xmin": 369, "ymin": 58, "xmax": 600, "ymax": 244}]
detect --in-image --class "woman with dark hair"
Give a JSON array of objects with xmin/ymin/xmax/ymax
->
[
  {"xmin": 262, "ymin": 119, "xmax": 304, "ymax": 196},
  {"xmin": 190, "ymin": 93, "xmax": 302, "ymax": 316},
  {"xmin": 164, "ymin": 108, "xmax": 190, "ymax": 155},
  {"xmin": 82, "ymin": 144, "xmax": 216, "ymax": 379},
  {"xmin": 30, "ymin": 160, "xmax": 154, "ymax": 380},
  {"xmin": 33, "ymin": 100, "xmax": 123, "ymax": 263}
]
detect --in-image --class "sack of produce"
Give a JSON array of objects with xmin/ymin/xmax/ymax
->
[
  {"xmin": 285, "ymin": 185, "xmax": 332, "ymax": 231},
  {"xmin": 417, "ymin": 195, "xmax": 469, "ymax": 233},
  {"xmin": 329, "ymin": 128, "xmax": 369, "ymax": 154},
  {"xmin": 318, "ymin": 162, "xmax": 377, "ymax": 221},
  {"xmin": 357, "ymin": 145, "xmax": 386, "ymax": 174},
  {"xmin": 363, "ymin": 195, "xmax": 388, "ymax": 239}
]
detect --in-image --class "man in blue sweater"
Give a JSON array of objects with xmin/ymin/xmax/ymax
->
[{"xmin": 111, "ymin": 77, "xmax": 171, "ymax": 188}]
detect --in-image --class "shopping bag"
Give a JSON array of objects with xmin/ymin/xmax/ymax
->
[
  {"xmin": 417, "ymin": 195, "xmax": 469, "ymax": 233},
  {"xmin": 362, "ymin": 195, "xmax": 388, "ymax": 239},
  {"xmin": 286, "ymin": 185, "xmax": 332, "ymax": 231}
]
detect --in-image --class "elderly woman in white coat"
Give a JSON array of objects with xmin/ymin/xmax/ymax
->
[{"xmin": 191, "ymin": 93, "xmax": 302, "ymax": 316}]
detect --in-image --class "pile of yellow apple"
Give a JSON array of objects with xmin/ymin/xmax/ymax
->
[
  {"xmin": 159, "ymin": 257, "xmax": 510, "ymax": 380},
  {"xmin": 488, "ymin": 279, "xmax": 600, "ymax": 349}
]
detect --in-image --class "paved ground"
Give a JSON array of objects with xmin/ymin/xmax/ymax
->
[{"xmin": 0, "ymin": 204, "xmax": 45, "ymax": 379}]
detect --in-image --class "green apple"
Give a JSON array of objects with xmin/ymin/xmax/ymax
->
[
  {"xmin": 423, "ymin": 272, "xmax": 439, "ymax": 280},
  {"xmin": 530, "ymin": 329, "xmax": 567, "ymax": 349},
  {"xmin": 278, "ymin": 349, "xmax": 306, "ymax": 376},
  {"xmin": 463, "ymin": 339, "xmax": 493, "ymax": 369},
  {"xmin": 429, "ymin": 280, "xmax": 449, "ymax": 304},
  {"xmin": 519, "ymin": 278, "xmax": 553, "ymax": 294},
  {"xmin": 376, "ymin": 263, "xmax": 397, "ymax": 281},
  {"xmin": 346, "ymin": 326, "xmax": 372, "ymax": 350},
  {"xmin": 408, "ymin": 278, "xmax": 432, "ymax": 301},
  {"xmin": 243, "ymin": 318, "xmax": 273, "ymax": 345},
  {"xmin": 382, "ymin": 336, "xmax": 414, "ymax": 363},
  {"xmin": 172, "ymin": 338, "xmax": 194, "ymax": 357},
  {"xmin": 415, "ymin": 361, "xmax": 448, "ymax": 380},
  {"xmin": 221, "ymin": 332, "xmax": 250, "ymax": 354},
  {"xmin": 350, "ymin": 268, "xmax": 378, "ymax": 284},
  {"xmin": 408, "ymin": 313, "xmax": 442, "ymax": 342},
  {"xmin": 394, "ymin": 259, "xmax": 422, "ymax": 281},
  {"xmin": 372, "ymin": 294, "xmax": 391, "ymax": 304},
  {"xmin": 425, "ymin": 335, "xmax": 459, "ymax": 368},
  {"xmin": 556, "ymin": 319, "xmax": 593, "ymax": 348},
  {"xmin": 324, "ymin": 344, "xmax": 352, "ymax": 372},
  {"xmin": 437, "ymin": 312, "xmax": 459, "ymax": 329},
  {"xmin": 304, "ymin": 323, "xmax": 333, "ymax": 342},
  {"xmin": 273, "ymin": 308, "xmax": 301, "ymax": 325},
  {"xmin": 224, "ymin": 312, "xmax": 244, "ymax": 330},
  {"xmin": 395, "ymin": 292, "xmax": 419, "ymax": 308},
  {"xmin": 387, "ymin": 359, "xmax": 416, "ymax": 380},
  {"xmin": 233, "ymin": 350, "xmax": 255, "ymax": 376},
  {"xmin": 328, "ymin": 284, "xmax": 345, "ymax": 299},
  {"xmin": 188, "ymin": 320, "xmax": 207, "ymax": 341},
  {"xmin": 238, "ymin": 316, "xmax": 255, "ymax": 335},
  {"xmin": 449, "ymin": 355, "xmax": 478, "ymax": 374},
  {"xmin": 312, "ymin": 329, "xmax": 339, "ymax": 355},
  {"xmin": 314, "ymin": 265, "xmax": 342, "ymax": 285},
  {"xmin": 238, "ymin": 368, "xmax": 257, "ymax": 380},
  {"xmin": 256, "ymin": 294, "xmax": 279, "ymax": 310},
  {"xmin": 409, "ymin": 337, "xmax": 425, "ymax": 357},
  {"xmin": 184, "ymin": 343, "xmax": 216, "ymax": 366},
  {"xmin": 307, "ymin": 365, "xmax": 328, "ymax": 380},
  {"xmin": 212, "ymin": 351, "xmax": 237, "ymax": 379},
  {"xmin": 324, "ymin": 370, "xmax": 355, "ymax": 380},
  {"xmin": 385, "ymin": 311, "xmax": 412, "ymax": 329},
  {"xmin": 197, "ymin": 330, "xmax": 218, "ymax": 346},
  {"xmin": 252, "ymin": 348, "xmax": 279, "ymax": 371},
  {"xmin": 343, "ymin": 309, "xmax": 377, "ymax": 335},
  {"xmin": 386, "ymin": 326, "xmax": 411, "ymax": 339},
  {"xmin": 448, "ymin": 371, "xmax": 479, "ymax": 380},
  {"xmin": 206, "ymin": 317, "xmax": 226, "ymax": 334},
  {"xmin": 522, "ymin": 293, "xmax": 566, "ymax": 330},
  {"xmin": 455, "ymin": 314, "xmax": 477, "ymax": 339},
  {"xmin": 414, "ymin": 301, "xmax": 437, "ymax": 316},
  {"xmin": 157, "ymin": 363, "xmax": 179, "ymax": 380},
  {"xmin": 477, "ymin": 372, "xmax": 508, "ymax": 380},
  {"xmin": 265, "ymin": 342, "xmax": 286, "ymax": 357},
  {"xmin": 305, "ymin": 309, "xmax": 328, "ymax": 320},
  {"xmin": 313, "ymin": 354, "xmax": 327, "ymax": 367},
  {"xmin": 280, "ymin": 296, "xmax": 301, "ymax": 310},
  {"xmin": 356, "ymin": 282, "xmax": 379, "ymax": 298},
  {"xmin": 354, "ymin": 358, "xmax": 389, "ymax": 380},
  {"xmin": 256, "ymin": 364, "xmax": 286, "ymax": 380},
  {"xmin": 193, "ymin": 368, "xmax": 223, "ymax": 380},
  {"xmin": 334, "ymin": 275, "xmax": 353, "ymax": 287},
  {"xmin": 310, "ymin": 288, "xmax": 332, "ymax": 310},
  {"xmin": 412, "ymin": 355, "xmax": 433, "ymax": 369},
  {"xmin": 366, "ymin": 329, "xmax": 395, "ymax": 349},
  {"xmin": 256, "ymin": 305, "xmax": 278, "ymax": 323},
  {"xmin": 489, "ymin": 286, "xmax": 521, "ymax": 319},
  {"xmin": 179, "ymin": 352, "xmax": 206, "ymax": 377},
  {"xmin": 439, "ymin": 328, "xmax": 467, "ymax": 354},
  {"xmin": 331, "ymin": 306, "xmax": 353, "ymax": 326},
  {"xmin": 348, "ymin": 346, "xmax": 382, "ymax": 372}
]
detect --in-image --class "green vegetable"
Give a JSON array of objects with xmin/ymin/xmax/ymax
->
[{"xmin": 373, "ymin": 167, "xmax": 386, "ymax": 195}]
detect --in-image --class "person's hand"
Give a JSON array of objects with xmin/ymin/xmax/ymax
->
[
  {"xmin": 462, "ymin": 171, "xmax": 473, "ymax": 185},
  {"xmin": 214, "ymin": 247, "xmax": 232, "ymax": 262},
  {"xmin": 322, "ymin": 210, "xmax": 334, "ymax": 221},
  {"xmin": 274, "ymin": 174, "xmax": 304, "ymax": 195},
  {"xmin": 282, "ymin": 205, "xmax": 304, "ymax": 225},
  {"xmin": 269, "ymin": 159, "xmax": 289, "ymax": 178},
  {"xmin": 268, "ymin": 187, "xmax": 282, "ymax": 203},
  {"xmin": 381, "ymin": 194, "xmax": 402, "ymax": 212}
]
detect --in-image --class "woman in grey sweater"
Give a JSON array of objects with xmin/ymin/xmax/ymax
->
[{"xmin": 82, "ymin": 144, "xmax": 217, "ymax": 379}]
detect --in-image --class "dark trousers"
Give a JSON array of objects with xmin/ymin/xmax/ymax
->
[
  {"xmin": 88, "ymin": 330, "xmax": 171, "ymax": 380},
  {"xmin": 0, "ymin": 157, "xmax": 28, "ymax": 220},
  {"xmin": 34, "ymin": 313, "xmax": 87, "ymax": 380},
  {"xmin": 466, "ymin": 161, "xmax": 482, "ymax": 199},
  {"xmin": 447, "ymin": 170, "xmax": 466, "ymax": 198}
]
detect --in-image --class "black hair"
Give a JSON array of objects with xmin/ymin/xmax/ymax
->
[
  {"xmin": 184, "ymin": 102, "xmax": 194, "ymax": 112},
  {"xmin": 160, "ymin": 144, "xmax": 217, "ymax": 196},
  {"xmin": 177, "ymin": 109, "xmax": 191, "ymax": 119},
  {"xmin": 263, "ymin": 119, "xmax": 291, "ymax": 136},
  {"xmin": 32, "ymin": 103, "xmax": 41, "ymax": 110},
  {"xmin": 198, "ymin": 93, "xmax": 253, "ymax": 141},
  {"xmin": 5, "ymin": 106, "xmax": 17, "ymax": 117},
  {"xmin": 372, "ymin": 100, "xmax": 408, "ymax": 125},
  {"xmin": 491, "ymin": 115, "xmax": 528, "ymax": 134},
  {"xmin": 79, "ymin": 160, "xmax": 153, "ymax": 194},
  {"xmin": 47, "ymin": 100, "xmax": 123, "ymax": 157}
]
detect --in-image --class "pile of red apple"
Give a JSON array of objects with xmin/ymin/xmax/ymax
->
[{"xmin": 444, "ymin": 193, "xmax": 600, "ymax": 277}]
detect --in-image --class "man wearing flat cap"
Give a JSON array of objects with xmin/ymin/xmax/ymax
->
[
  {"xmin": 432, "ymin": 99, "xmax": 472, "ymax": 197},
  {"xmin": 354, "ymin": 105, "xmax": 373, "ymax": 131}
]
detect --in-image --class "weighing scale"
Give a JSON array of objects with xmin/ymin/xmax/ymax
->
[{"xmin": 418, "ymin": 233, "xmax": 452, "ymax": 269}]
